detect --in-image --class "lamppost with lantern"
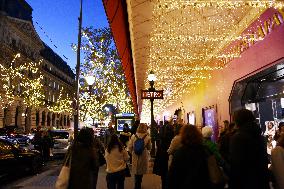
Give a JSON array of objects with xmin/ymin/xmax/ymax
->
[
  {"xmin": 141, "ymin": 70, "xmax": 163, "ymax": 156},
  {"xmin": 84, "ymin": 74, "xmax": 96, "ymax": 95}
]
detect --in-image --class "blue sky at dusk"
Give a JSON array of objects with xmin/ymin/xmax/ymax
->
[{"xmin": 25, "ymin": 0, "xmax": 109, "ymax": 70}]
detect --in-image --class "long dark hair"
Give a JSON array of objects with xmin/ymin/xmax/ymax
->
[
  {"xmin": 106, "ymin": 134, "xmax": 123, "ymax": 153},
  {"xmin": 75, "ymin": 127, "xmax": 94, "ymax": 148}
]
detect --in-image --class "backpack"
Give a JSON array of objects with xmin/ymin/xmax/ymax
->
[{"xmin": 134, "ymin": 134, "xmax": 147, "ymax": 155}]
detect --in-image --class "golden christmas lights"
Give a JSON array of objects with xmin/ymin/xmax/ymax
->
[
  {"xmin": 77, "ymin": 27, "xmax": 134, "ymax": 122},
  {"xmin": 140, "ymin": 0, "xmax": 284, "ymax": 122}
]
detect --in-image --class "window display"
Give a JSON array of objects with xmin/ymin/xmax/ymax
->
[
  {"xmin": 263, "ymin": 121, "xmax": 277, "ymax": 155},
  {"xmin": 116, "ymin": 119, "xmax": 132, "ymax": 132},
  {"xmin": 202, "ymin": 106, "xmax": 218, "ymax": 141},
  {"xmin": 187, "ymin": 112, "xmax": 195, "ymax": 125}
]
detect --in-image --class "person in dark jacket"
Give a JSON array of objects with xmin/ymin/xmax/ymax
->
[
  {"xmin": 218, "ymin": 122, "xmax": 236, "ymax": 163},
  {"xmin": 130, "ymin": 120, "xmax": 140, "ymax": 135},
  {"xmin": 68, "ymin": 127, "xmax": 98, "ymax": 189},
  {"xmin": 119, "ymin": 123, "xmax": 131, "ymax": 147},
  {"xmin": 168, "ymin": 125, "xmax": 211, "ymax": 189},
  {"xmin": 229, "ymin": 109, "xmax": 269, "ymax": 189},
  {"xmin": 153, "ymin": 121, "xmax": 174, "ymax": 189},
  {"xmin": 41, "ymin": 130, "xmax": 53, "ymax": 162}
]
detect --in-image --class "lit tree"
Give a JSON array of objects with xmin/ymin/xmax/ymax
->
[
  {"xmin": 47, "ymin": 88, "xmax": 73, "ymax": 114},
  {"xmin": 0, "ymin": 53, "xmax": 45, "ymax": 131},
  {"xmin": 73, "ymin": 27, "xmax": 133, "ymax": 122}
]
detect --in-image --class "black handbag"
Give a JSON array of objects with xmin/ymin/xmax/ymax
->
[{"xmin": 124, "ymin": 163, "xmax": 131, "ymax": 177}]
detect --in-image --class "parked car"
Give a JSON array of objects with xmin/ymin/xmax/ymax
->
[
  {"xmin": 0, "ymin": 138, "xmax": 42, "ymax": 182},
  {"xmin": 12, "ymin": 134, "xmax": 34, "ymax": 150},
  {"xmin": 50, "ymin": 130, "xmax": 72, "ymax": 156}
]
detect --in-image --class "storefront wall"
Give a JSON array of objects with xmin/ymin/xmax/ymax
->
[{"xmin": 162, "ymin": 8, "xmax": 284, "ymax": 129}]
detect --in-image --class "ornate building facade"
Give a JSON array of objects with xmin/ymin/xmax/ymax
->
[{"xmin": 0, "ymin": 0, "xmax": 75, "ymax": 132}]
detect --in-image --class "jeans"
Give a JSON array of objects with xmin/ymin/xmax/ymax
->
[
  {"xmin": 106, "ymin": 170, "xmax": 125, "ymax": 189},
  {"xmin": 134, "ymin": 174, "xmax": 143, "ymax": 189}
]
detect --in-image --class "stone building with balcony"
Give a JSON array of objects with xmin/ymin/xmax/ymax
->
[{"xmin": 0, "ymin": 0, "xmax": 75, "ymax": 132}]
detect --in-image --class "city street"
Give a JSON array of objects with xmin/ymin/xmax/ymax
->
[{"xmin": 1, "ymin": 159, "xmax": 161, "ymax": 189}]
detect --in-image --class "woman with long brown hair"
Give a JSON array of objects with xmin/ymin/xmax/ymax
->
[
  {"xmin": 105, "ymin": 134, "xmax": 129, "ymax": 189},
  {"xmin": 168, "ymin": 125, "xmax": 211, "ymax": 189}
]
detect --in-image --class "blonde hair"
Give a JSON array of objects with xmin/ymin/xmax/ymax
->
[{"xmin": 136, "ymin": 123, "xmax": 148, "ymax": 134}]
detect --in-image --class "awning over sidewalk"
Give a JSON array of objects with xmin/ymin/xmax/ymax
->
[{"xmin": 102, "ymin": 0, "xmax": 138, "ymax": 115}]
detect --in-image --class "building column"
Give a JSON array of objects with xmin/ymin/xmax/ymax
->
[
  {"xmin": 5, "ymin": 105, "xmax": 16, "ymax": 127},
  {"xmin": 38, "ymin": 110, "xmax": 42, "ymax": 127}
]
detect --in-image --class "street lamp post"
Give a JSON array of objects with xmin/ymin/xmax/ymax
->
[
  {"xmin": 141, "ymin": 70, "xmax": 163, "ymax": 157},
  {"xmin": 74, "ymin": 0, "xmax": 83, "ymax": 139},
  {"xmin": 147, "ymin": 71, "xmax": 156, "ymax": 127}
]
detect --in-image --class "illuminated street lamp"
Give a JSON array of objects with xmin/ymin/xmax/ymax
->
[
  {"xmin": 74, "ymin": 0, "xmax": 83, "ymax": 139},
  {"xmin": 147, "ymin": 70, "xmax": 156, "ymax": 123},
  {"xmin": 85, "ymin": 74, "xmax": 95, "ymax": 94},
  {"xmin": 141, "ymin": 70, "xmax": 163, "ymax": 157}
]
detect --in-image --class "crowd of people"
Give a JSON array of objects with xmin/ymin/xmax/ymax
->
[{"xmin": 57, "ymin": 109, "xmax": 284, "ymax": 189}]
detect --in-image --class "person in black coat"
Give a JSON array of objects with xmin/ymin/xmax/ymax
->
[
  {"xmin": 153, "ymin": 121, "xmax": 174, "ymax": 189},
  {"xmin": 168, "ymin": 125, "xmax": 211, "ymax": 189},
  {"xmin": 68, "ymin": 127, "xmax": 98, "ymax": 189},
  {"xmin": 119, "ymin": 123, "xmax": 131, "ymax": 147},
  {"xmin": 229, "ymin": 109, "xmax": 269, "ymax": 189}
]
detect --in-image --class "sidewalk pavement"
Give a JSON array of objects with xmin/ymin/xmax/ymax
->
[{"xmin": 2, "ymin": 159, "xmax": 161, "ymax": 189}]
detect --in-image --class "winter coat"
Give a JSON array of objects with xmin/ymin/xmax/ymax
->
[
  {"xmin": 168, "ymin": 144, "xmax": 211, "ymax": 189},
  {"xmin": 105, "ymin": 146, "xmax": 129, "ymax": 173},
  {"xmin": 203, "ymin": 138, "xmax": 223, "ymax": 165},
  {"xmin": 271, "ymin": 146, "xmax": 284, "ymax": 189},
  {"xmin": 119, "ymin": 128, "xmax": 131, "ymax": 147},
  {"xmin": 153, "ymin": 124, "xmax": 174, "ymax": 176},
  {"xmin": 218, "ymin": 129, "xmax": 236, "ymax": 163},
  {"xmin": 68, "ymin": 142, "xmax": 98, "ymax": 189},
  {"xmin": 128, "ymin": 132, "xmax": 151, "ymax": 175},
  {"xmin": 167, "ymin": 135, "xmax": 182, "ymax": 168},
  {"xmin": 229, "ymin": 122, "xmax": 269, "ymax": 189}
]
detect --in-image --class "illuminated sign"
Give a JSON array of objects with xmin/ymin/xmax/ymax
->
[
  {"xmin": 231, "ymin": 10, "xmax": 284, "ymax": 56},
  {"xmin": 141, "ymin": 90, "xmax": 164, "ymax": 99}
]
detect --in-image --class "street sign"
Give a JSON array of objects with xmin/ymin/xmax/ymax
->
[{"xmin": 141, "ymin": 90, "xmax": 164, "ymax": 99}]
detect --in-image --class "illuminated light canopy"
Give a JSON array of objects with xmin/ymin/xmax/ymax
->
[{"xmin": 136, "ymin": 0, "xmax": 279, "ymax": 122}]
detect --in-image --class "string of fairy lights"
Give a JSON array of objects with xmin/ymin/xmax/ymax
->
[
  {"xmin": 0, "ymin": 53, "xmax": 73, "ymax": 114},
  {"xmin": 140, "ymin": 0, "xmax": 284, "ymax": 122}
]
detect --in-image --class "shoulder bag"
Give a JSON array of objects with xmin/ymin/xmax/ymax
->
[
  {"xmin": 55, "ymin": 150, "xmax": 72, "ymax": 189},
  {"xmin": 207, "ymin": 154, "xmax": 227, "ymax": 185}
]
